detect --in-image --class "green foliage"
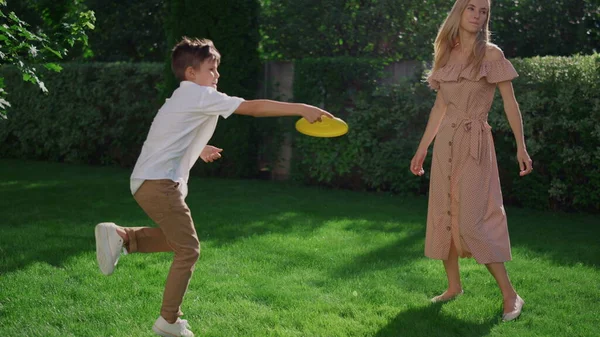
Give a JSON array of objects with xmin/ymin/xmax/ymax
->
[
  {"xmin": 0, "ymin": 0, "xmax": 95, "ymax": 118},
  {"xmin": 293, "ymin": 79, "xmax": 433, "ymax": 194},
  {"xmin": 3, "ymin": 0, "xmax": 93, "ymax": 52},
  {"xmin": 260, "ymin": 0, "xmax": 453, "ymax": 61},
  {"xmin": 164, "ymin": 0, "xmax": 261, "ymax": 100},
  {"xmin": 0, "ymin": 63, "xmax": 163, "ymax": 167},
  {"xmin": 163, "ymin": 0, "xmax": 270, "ymax": 178},
  {"xmin": 489, "ymin": 54, "xmax": 600, "ymax": 212},
  {"xmin": 292, "ymin": 57, "xmax": 417, "ymax": 190},
  {"xmin": 9, "ymin": 0, "xmax": 167, "ymax": 62},
  {"xmin": 84, "ymin": 0, "xmax": 167, "ymax": 62},
  {"xmin": 0, "ymin": 62, "xmax": 273, "ymax": 179},
  {"xmin": 492, "ymin": 0, "xmax": 600, "ymax": 57},
  {"xmin": 293, "ymin": 57, "xmax": 388, "ymax": 112},
  {"xmin": 292, "ymin": 54, "xmax": 600, "ymax": 212},
  {"xmin": 260, "ymin": 0, "xmax": 599, "ymax": 61}
]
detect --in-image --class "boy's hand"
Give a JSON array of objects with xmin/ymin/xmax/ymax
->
[
  {"xmin": 201, "ymin": 145, "xmax": 223, "ymax": 163},
  {"xmin": 303, "ymin": 105, "xmax": 334, "ymax": 123}
]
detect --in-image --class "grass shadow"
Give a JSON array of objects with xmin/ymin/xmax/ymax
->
[
  {"xmin": 332, "ymin": 228, "xmax": 425, "ymax": 278},
  {"xmin": 506, "ymin": 207, "xmax": 599, "ymax": 268},
  {"xmin": 374, "ymin": 303, "xmax": 498, "ymax": 337},
  {"xmin": 1, "ymin": 159, "xmax": 598, "ymax": 278}
]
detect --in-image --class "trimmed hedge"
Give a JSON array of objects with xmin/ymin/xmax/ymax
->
[
  {"xmin": 292, "ymin": 57, "xmax": 392, "ymax": 186},
  {"xmin": 489, "ymin": 54, "xmax": 600, "ymax": 212},
  {"xmin": 0, "ymin": 63, "xmax": 163, "ymax": 167},
  {"xmin": 292, "ymin": 80, "xmax": 432, "ymax": 195},
  {"xmin": 2, "ymin": 54, "xmax": 598, "ymax": 212},
  {"xmin": 293, "ymin": 57, "xmax": 388, "ymax": 113},
  {"xmin": 261, "ymin": 0, "xmax": 600, "ymax": 61},
  {"xmin": 292, "ymin": 54, "xmax": 600, "ymax": 212},
  {"xmin": 0, "ymin": 62, "xmax": 270, "ymax": 178}
]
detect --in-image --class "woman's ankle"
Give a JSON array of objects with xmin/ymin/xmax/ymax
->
[
  {"xmin": 503, "ymin": 290, "xmax": 518, "ymax": 301},
  {"xmin": 447, "ymin": 285, "xmax": 463, "ymax": 293}
]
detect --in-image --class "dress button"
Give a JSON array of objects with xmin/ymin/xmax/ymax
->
[
  {"xmin": 448, "ymin": 176, "xmax": 451, "ymax": 180},
  {"xmin": 449, "ymin": 141, "xmax": 453, "ymax": 146},
  {"xmin": 448, "ymin": 158, "xmax": 452, "ymax": 163},
  {"xmin": 448, "ymin": 193, "xmax": 451, "ymax": 198},
  {"xmin": 446, "ymin": 226, "xmax": 451, "ymax": 231},
  {"xmin": 451, "ymin": 123, "xmax": 456, "ymax": 128},
  {"xmin": 447, "ymin": 211, "xmax": 451, "ymax": 216}
]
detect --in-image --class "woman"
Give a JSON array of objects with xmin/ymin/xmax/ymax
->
[{"xmin": 410, "ymin": 0, "xmax": 532, "ymax": 321}]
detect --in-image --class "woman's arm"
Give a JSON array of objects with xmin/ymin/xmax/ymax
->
[
  {"xmin": 410, "ymin": 92, "xmax": 448, "ymax": 176},
  {"xmin": 498, "ymin": 81, "xmax": 533, "ymax": 176}
]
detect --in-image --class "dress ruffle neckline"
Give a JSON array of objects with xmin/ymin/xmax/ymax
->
[{"xmin": 427, "ymin": 59, "xmax": 518, "ymax": 90}]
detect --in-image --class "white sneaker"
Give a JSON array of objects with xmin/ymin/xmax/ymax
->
[
  {"xmin": 152, "ymin": 316, "xmax": 194, "ymax": 337},
  {"xmin": 94, "ymin": 222, "xmax": 124, "ymax": 275}
]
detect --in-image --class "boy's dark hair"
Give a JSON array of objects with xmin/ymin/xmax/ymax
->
[{"xmin": 171, "ymin": 37, "xmax": 221, "ymax": 82}]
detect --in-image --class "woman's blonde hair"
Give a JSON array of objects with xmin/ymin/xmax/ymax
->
[{"xmin": 432, "ymin": 0, "xmax": 491, "ymax": 72}]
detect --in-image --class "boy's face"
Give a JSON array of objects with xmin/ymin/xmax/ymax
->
[{"xmin": 187, "ymin": 59, "xmax": 219, "ymax": 89}]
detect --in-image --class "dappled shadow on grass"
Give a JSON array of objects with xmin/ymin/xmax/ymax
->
[
  {"xmin": 374, "ymin": 303, "xmax": 498, "ymax": 337},
  {"xmin": 0, "ymin": 216, "xmax": 107, "ymax": 275},
  {"xmin": 0, "ymin": 229, "xmax": 94, "ymax": 275},
  {"xmin": 505, "ymin": 207, "xmax": 599, "ymax": 268},
  {"xmin": 178, "ymin": 177, "xmax": 426, "ymax": 247},
  {"xmin": 332, "ymin": 203, "xmax": 600, "ymax": 272},
  {"xmin": 0, "ymin": 161, "xmax": 139, "ymax": 274},
  {"xmin": 0, "ymin": 159, "xmax": 598, "ymax": 277},
  {"xmin": 0, "ymin": 160, "xmax": 423, "ymax": 275},
  {"xmin": 332, "ymin": 228, "xmax": 425, "ymax": 278}
]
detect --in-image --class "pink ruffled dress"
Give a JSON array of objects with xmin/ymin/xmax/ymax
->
[{"xmin": 424, "ymin": 58, "xmax": 518, "ymax": 264}]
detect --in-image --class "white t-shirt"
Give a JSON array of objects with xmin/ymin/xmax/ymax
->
[{"xmin": 130, "ymin": 81, "xmax": 244, "ymax": 198}]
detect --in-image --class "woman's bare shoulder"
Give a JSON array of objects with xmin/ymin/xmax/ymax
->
[{"xmin": 484, "ymin": 43, "xmax": 505, "ymax": 61}]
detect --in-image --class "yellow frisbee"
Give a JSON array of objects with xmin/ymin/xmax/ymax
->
[{"xmin": 295, "ymin": 116, "xmax": 348, "ymax": 138}]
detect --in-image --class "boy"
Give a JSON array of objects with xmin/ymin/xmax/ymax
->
[{"xmin": 94, "ymin": 37, "xmax": 333, "ymax": 337}]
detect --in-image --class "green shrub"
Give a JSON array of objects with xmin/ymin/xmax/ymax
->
[
  {"xmin": 260, "ymin": 0, "xmax": 599, "ymax": 61},
  {"xmin": 0, "ymin": 63, "xmax": 163, "ymax": 167},
  {"xmin": 0, "ymin": 62, "xmax": 273, "ymax": 179},
  {"xmin": 292, "ymin": 54, "xmax": 600, "ymax": 212},
  {"xmin": 292, "ymin": 79, "xmax": 433, "ymax": 195},
  {"xmin": 291, "ymin": 56, "xmax": 389, "ymax": 187},
  {"xmin": 293, "ymin": 57, "xmax": 388, "ymax": 111},
  {"xmin": 489, "ymin": 54, "xmax": 600, "ymax": 211}
]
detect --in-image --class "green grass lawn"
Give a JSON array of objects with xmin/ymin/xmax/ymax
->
[{"xmin": 0, "ymin": 159, "xmax": 598, "ymax": 337}]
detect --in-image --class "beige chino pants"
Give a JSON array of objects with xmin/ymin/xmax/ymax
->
[{"xmin": 126, "ymin": 179, "xmax": 200, "ymax": 324}]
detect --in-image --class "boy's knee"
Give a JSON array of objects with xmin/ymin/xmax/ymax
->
[
  {"xmin": 176, "ymin": 242, "xmax": 200, "ymax": 264},
  {"xmin": 190, "ymin": 244, "xmax": 200, "ymax": 262}
]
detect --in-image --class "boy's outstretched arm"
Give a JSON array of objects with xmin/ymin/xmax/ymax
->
[{"xmin": 234, "ymin": 100, "xmax": 333, "ymax": 123}]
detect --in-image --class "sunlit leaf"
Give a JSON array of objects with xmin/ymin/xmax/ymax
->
[
  {"xmin": 43, "ymin": 45, "xmax": 63, "ymax": 59},
  {"xmin": 44, "ymin": 63, "xmax": 62, "ymax": 72}
]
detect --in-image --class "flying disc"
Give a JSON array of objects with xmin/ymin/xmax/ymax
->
[{"xmin": 295, "ymin": 116, "xmax": 348, "ymax": 138}]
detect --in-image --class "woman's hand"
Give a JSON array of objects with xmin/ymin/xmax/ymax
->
[
  {"xmin": 517, "ymin": 148, "xmax": 533, "ymax": 176},
  {"xmin": 410, "ymin": 148, "xmax": 428, "ymax": 176}
]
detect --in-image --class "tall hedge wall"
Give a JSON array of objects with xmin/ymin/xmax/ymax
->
[{"xmin": 292, "ymin": 54, "xmax": 600, "ymax": 212}]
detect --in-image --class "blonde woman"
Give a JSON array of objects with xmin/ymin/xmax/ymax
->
[{"xmin": 410, "ymin": 0, "xmax": 532, "ymax": 321}]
